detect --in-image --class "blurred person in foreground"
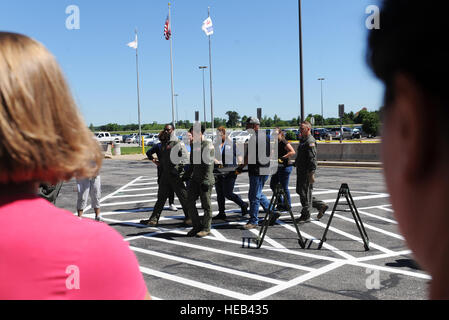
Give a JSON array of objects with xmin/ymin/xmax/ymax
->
[
  {"xmin": 368, "ymin": 0, "xmax": 449, "ymax": 299},
  {"xmin": 0, "ymin": 32, "xmax": 150, "ymax": 300}
]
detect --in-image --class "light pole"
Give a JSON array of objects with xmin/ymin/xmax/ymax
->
[
  {"xmin": 174, "ymin": 94, "xmax": 179, "ymax": 126},
  {"xmin": 199, "ymin": 66, "xmax": 208, "ymax": 127},
  {"xmin": 318, "ymin": 78, "xmax": 325, "ymax": 122},
  {"xmin": 298, "ymin": 0, "xmax": 305, "ymax": 123}
]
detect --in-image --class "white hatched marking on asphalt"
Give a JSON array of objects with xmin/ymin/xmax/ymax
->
[
  {"xmin": 131, "ymin": 235, "xmax": 317, "ymax": 271},
  {"xmin": 129, "ymin": 182, "xmax": 159, "ymax": 186},
  {"xmin": 249, "ymin": 261, "xmax": 346, "ymax": 300},
  {"xmin": 131, "ymin": 246, "xmax": 286, "ymax": 285},
  {"xmin": 356, "ymin": 209, "xmax": 397, "ymax": 224},
  {"xmin": 311, "ymin": 220, "xmax": 395, "ymax": 254},
  {"xmin": 209, "ymin": 229, "xmax": 227, "ymax": 241},
  {"xmin": 278, "ymin": 222, "xmax": 356, "ymax": 261},
  {"xmin": 319, "ymin": 212, "xmax": 403, "ymax": 240},
  {"xmin": 378, "ymin": 206, "xmax": 394, "ymax": 212},
  {"xmin": 248, "ymin": 229, "xmax": 286, "ymax": 249},
  {"xmin": 139, "ymin": 266, "xmax": 251, "ymax": 300},
  {"xmin": 354, "ymin": 250, "xmax": 412, "ymax": 263},
  {"xmin": 348, "ymin": 262, "xmax": 431, "ymax": 280}
]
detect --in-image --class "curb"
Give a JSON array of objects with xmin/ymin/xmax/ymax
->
[{"xmin": 318, "ymin": 161, "xmax": 383, "ymax": 168}]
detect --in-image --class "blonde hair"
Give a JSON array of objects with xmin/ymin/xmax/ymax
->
[{"xmin": 0, "ymin": 32, "xmax": 102, "ymax": 184}]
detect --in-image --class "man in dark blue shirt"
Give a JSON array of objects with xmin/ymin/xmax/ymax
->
[{"xmin": 146, "ymin": 131, "xmax": 177, "ymax": 212}]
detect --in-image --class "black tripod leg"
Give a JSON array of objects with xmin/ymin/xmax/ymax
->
[
  {"xmin": 318, "ymin": 191, "xmax": 342, "ymax": 250},
  {"xmin": 257, "ymin": 188, "xmax": 279, "ymax": 249},
  {"xmin": 347, "ymin": 192, "xmax": 370, "ymax": 251}
]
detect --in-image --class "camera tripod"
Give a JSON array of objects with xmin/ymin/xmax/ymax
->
[
  {"xmin": 256, "ymin": 182, "xmax": 308, "ymax": 249},
  {"xmin": 318, "ymin": 183, "xmax": 370, "ymax": 251}
]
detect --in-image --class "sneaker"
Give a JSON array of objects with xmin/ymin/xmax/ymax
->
[
  {"xmin": 241, "ymin": 203, "xmax": 249, "ymax": 217},
  {"xmin": 95, "ymin": 216, "xmax": 103, "ymax": 222},
  {"xmin": 168, "ymin": 204, "xmax": 178, "ymax": 212},
  {"xmin": 296, "ymin": 214, "xmax": 311, "ymax": 224},
  {"xmin": 317, "ymin": 205, "xmax": 329, "ymax": 220},
  {"xmin": 213, "ymin": 213, "xmax": 227, "ymax": 220},
  {"xmin": 196, "ymin": 231, "xmax": 211, "ymax": 238},
  {"xmin": 243, "ymin": 223, "xmax": 258, "ymax": 230}
]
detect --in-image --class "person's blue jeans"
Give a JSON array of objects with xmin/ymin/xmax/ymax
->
[
  {"xmin": 270, "ymin": 166, "xmax": 293, "ymax": 208},
  {"xmin": 248, "ymin": 175, "xmax": 270, "ymax": 225}
]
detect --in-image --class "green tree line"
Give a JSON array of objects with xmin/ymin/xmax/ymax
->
[{"xmin": 90, "ymin": 108, "xmax": 381, "ymax": 136}]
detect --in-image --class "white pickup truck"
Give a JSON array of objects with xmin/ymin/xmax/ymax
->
[{"xmin": 94, "ymin": 132, "xmax": 122, "ymax": 144}]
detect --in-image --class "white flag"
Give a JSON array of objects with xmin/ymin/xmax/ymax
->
[
  {"xmin": 127, "ymin": 34, "xmax": 138, "ymax": 49},
  {"xmin": 202, "ymin": 17, "xmax": 214, "ymax": 36}
]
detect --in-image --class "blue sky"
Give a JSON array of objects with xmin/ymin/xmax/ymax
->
[{"xmin": 0, "ymin": 0, "xmax": 383, "ymax": 126}]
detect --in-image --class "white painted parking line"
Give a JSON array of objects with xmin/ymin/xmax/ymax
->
[
  {"xmin": 310, "ymin": 220, "xmax": 395, "ymax": 254},
  {"xmin": 209, "ymin": 229, "xmax": 227, "ymax": 241},
  {"xmin": 130, "ymin": 235, "xmax": 317, "ymax": 272},
  {"xmin": 357, "ymin": 209, "xmax": 397, "ymax": 225},
  {"xmin": 349, "ymin": 261, "xmax": 431, "ymax": 280},
  {"xmin": 129, "ymin": 182, "xmax": 159, "ymax": 186},
  {"xmin": 278, "ymin": 222, "xmax": 356, "ymax": 261},
  {"xmin": 378, "ymin": 206, "xmax": 394, "ymax": 213},
  {"xmin": 248, "ymin": 229, "xmax": 287, "ymax": 250},
  {"xmin": 131, "ymin": 246, "xmax": 286, "ymax": 285},
  {"xmin": 250, "ymin": 261, "xmax": 346, "ymax": 300},
  {"xmin": 139, "ymin": 266, "xmax": 251, "ymax": 300},
  {"xmin": 320, "ymin": 212, "xmax": 404, "ymax": 240},
  {"xmin": 118, "ymin": 187, "xmax": 160, "ymax": 192},
  {"xmin": 354, "ymin": 250, "xmax": 412, "ymax": 263}
]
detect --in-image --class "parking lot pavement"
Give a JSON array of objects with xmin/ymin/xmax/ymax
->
[{"xmin": 55, "ymin": 160, "xmax": 429, "ymax": 301}]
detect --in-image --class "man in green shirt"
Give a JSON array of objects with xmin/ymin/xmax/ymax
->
[
  {"xmin": 295, "ymin": 121, "xmax": 329, "ymax": 224},
  {"xmin": 184, "ymin": 125, "xmax": 216, "ymax": 238}
]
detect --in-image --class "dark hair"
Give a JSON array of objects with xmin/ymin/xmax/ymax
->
[{"xmin": 368, "ymin": 0, "xmax": 448, "ymax": 111}]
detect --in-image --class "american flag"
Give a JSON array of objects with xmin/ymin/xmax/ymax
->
[{"xmin": 164, "ymin": 16, "xmax": 171, "ymax": 40}]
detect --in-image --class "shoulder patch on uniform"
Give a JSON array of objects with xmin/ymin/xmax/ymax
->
[{"xmin": 309, "ymin": 143, "xmax": 316, "ymax": 147}]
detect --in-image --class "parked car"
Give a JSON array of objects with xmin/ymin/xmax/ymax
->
[
  {"xmin": 313, "ymin": 128, "xmax": 331, "ymax": 141},
  {"xmin": 125, "ymin": 133, "xmax": 139, "ymax": 144},
  {"xmin": 352, "ymin": 126, "xmax": 370, "ymax": 139},
  {"xmin": 111, "ymin": 134, "xmax": 123, "ymax": 143},
  {"xmin": 229, "ymin": 131, "xmax": 243, "ymax": 140},
  {"xmin": 143, "ymin": 133, "xmax": 159, "ymax": 146},
  {"xmin": 94, "ymin": 132, "xmax": 120, "ymax": 144},
  {"xmin": 234, "ymin": 131, "xmax": 251, "ymax": 143},
  {"xmin": 328, "ymin": 127, "xmax": 353, "ymax": 140}
]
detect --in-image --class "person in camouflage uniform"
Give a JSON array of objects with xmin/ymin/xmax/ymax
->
[
  {"xmin": 295, "ymin": 121, "xmax": 329, "ymax": 224},
  {"xmin": 184, "ymin": 125, "xmax": 216, "ymax": 238},
  {"xmin": 140, "ymin": 124, "xmax": 190, "ymax": 227}
]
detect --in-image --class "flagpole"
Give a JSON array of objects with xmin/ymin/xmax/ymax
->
[
  {"xmin": 208, "ymin": 7, "xmax": 214, "ymax": 136},
  {"xmin": 169, "ymin": 3, "xmax": 176, "ymax": 129},
  {"xmin": 135, "ymin": 28, "xmax": 142, "ymax": 149}
]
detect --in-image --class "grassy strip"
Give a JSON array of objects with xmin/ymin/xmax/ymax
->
[{"xmin": 118, "ymin": 147, "xmax": 150, "ymax": 155}]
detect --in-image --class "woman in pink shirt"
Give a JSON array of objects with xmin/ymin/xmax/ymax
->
[{"xmin": 0, "ymin": 32, "xmax": 150, "ymax": 300}]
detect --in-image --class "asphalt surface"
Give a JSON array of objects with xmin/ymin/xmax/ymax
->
[{"xmin": 55, "ymin": 160, "xmax": 430, "ymax": 301}]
